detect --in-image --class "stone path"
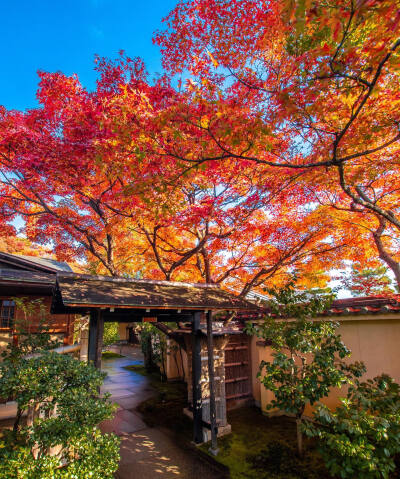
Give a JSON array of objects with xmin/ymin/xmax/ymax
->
[{"xmin": 100, "ymin": 346, "xmax": 224, "ymax": 479}]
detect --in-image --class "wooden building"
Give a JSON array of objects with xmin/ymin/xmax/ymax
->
[
  {"xmin": 51, "ymin": 272, "xmax": 258, "ymax": 443},
  {"xmin": 0, "ymin": 252, "xmax": 75, "ymax": 353}
]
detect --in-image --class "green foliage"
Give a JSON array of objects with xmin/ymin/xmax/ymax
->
[
  {"xmin": 0, "ymin": 299, "xmax": 120, "ymax": 478},
  {"xmin": 304, "ymin": 374, "xmax": 400, "ymax": 479},
  {"xmin": 102, "ymin": 322, "xmax": 120, "ymax": 348},
  {"xmin": 245, "ymin": 281, "xmax": 365, "ymax": 455},
  {"xmin": 138, "ymin": 323, "xmax": 167, "ymax": 378},
  {"xmin": 102, "ymin": 351, "xmax": 124, "ymax": 359},
  {"xmin": 0, "ymin": 428, "xmax": 120, "ymax": 479}
]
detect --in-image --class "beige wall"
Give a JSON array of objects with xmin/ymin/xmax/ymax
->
[
  {"xmin": 118, "ymin": 323, "xmax": 128, "ymax": 341},
  {"xmin": 249, "ymin": 314, "xmax": 400, "ymax": 414},
  {"xmin": 0, "ymin": 331, "xmax": 12, "ymax": 355},
  {"xmin": 165, "ymin": 339, "xmax": 189, "ymax": 381}
]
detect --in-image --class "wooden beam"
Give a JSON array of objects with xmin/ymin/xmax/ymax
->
[
  {"xmin": 88, "ymin": 309, "xmax": 104, "ymax": 369},
  {"xmin": 192, "ymin": 311, "xmax": 203, "ymax": 444},
  {"xmin": 206, "ymin": 310, "xmax": 218, "ymax": 455},
  {"xmin": 101, "ymin": 312, "xmax": 193, "ymax": 323},
  {"xmin": 88, "ymin": 309, "xmax": 97, "ymax": 364},
  {"xmin": 95, "ymin": 311, "xmax": 104, "ymax": 369}
]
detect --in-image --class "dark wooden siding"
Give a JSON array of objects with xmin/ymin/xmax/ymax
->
[{"xmin": 225, "ymin": 333, "xmax": 252, "ymax": 409}]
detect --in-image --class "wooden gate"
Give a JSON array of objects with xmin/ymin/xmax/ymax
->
[{"xmin": 224, "ymin": 333, "xmax": 252, "ymax": 410}]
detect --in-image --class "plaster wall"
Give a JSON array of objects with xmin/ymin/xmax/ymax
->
[
  {"xmin": 165, "ymin": 339, "xmax": 189, "ymax": 381},
  {"xmin": 118, "ymin": 323, "xmax": 128, "ymax": 341},
  {"xmin": 252, "ymin": 315, "xmax": 400, "ymax": 414}
]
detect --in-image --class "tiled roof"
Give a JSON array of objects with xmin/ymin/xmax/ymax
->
[
  {"xmin": 0, "ymin": 252, "xmax": 72, "ymax": 273},
  {"xmin": 324, "ymin": 296, "xmax": 400, "ymax": 316},
  {"xmin": 54, "ymin": 273, "xmax": 260, "ymax": 311},
  {"xmin": 0, "ymin": 268, "xmax": 55, "ymax": 285},
  {"xmin": 15, "ymin": 255, "xmax": 72, "ymax": 272},
  {"xmin": 233, "ymin": 295, "xmax": 400, "ymax": 320}
]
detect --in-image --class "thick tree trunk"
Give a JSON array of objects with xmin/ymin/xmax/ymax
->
[
  {"xmin": 296, "ymin": 418, "xmax": 303, "ymax": 457},
  {"xmin": 373, "ymin": 218, "xmax": 400, "ymax": 290}
]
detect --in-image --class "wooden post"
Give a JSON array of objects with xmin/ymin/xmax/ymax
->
[
  {"xmin": 88, "ymin": 309, "xmax": 97, "ymax": 364},
  {"xmin": 88, "ymin": 309, "xmax": 104, "ymax": 368},
  {"xmin": 80, "ymin": 326, "xmax": 89, "ymax": 362},
  {"xmin": 192, "ymin": 311, "xmax": 203, "ymax": 444},
  {"xmin": 206, "ymin": 310, "xmax": 218, "ymax": 455}
]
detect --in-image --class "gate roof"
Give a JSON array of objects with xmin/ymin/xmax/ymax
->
[{"xmin": 52, "ymin": 273, "xmax": 259, "ymax": 314}]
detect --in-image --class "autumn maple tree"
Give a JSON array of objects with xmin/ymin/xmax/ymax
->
[
  {"xmin": 153, "ymin": 0, "xmax": 400, "ymax": 290},
  {"xmin": 0, "ymin": 51, "xmax": 349, "ymax": 296},
  {"xmin": 1, "ymin": 1, "xmax": 399, "ymax": 299}
]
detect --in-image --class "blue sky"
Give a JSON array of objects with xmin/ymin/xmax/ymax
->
[{"xmin": 0, "ymin": 0, "xmax": 177, "ymax": 111}]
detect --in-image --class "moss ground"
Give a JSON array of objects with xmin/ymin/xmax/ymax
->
[
  {"xmin": 200, "ymin": 408, "xmax": 331, "ymax": 479},
  {"xmin": 101, "ymin": 351, "xmax": 125, "ymax": 359},
  {"xmin": 127, "ymin": 365, "xmax": 332, "ymax": 478}
]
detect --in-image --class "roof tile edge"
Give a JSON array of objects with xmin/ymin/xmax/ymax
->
[{"xmin": 56, "ymin": 272, "xmax": 221, "ymax": 289}]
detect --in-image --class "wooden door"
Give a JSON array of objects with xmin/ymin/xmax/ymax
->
[{"xmin": 224, "ymin": 333, "xmax": 252, "ymax": 410}]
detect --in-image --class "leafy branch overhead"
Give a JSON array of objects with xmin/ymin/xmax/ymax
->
[{"xmin": 1, "ymin": 1, "xmax": 399, "ymax": 295}]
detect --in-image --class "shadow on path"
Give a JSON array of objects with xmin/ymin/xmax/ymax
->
[{"xmin": 100, "ymin": 346, "xmax": 223, "ymax": 479}]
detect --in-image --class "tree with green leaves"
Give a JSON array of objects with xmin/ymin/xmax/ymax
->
[
  {"xmin": 304, "ymin": 374, "xmax": 400, "ymax": 479},
  {"xmin": 0, "ymin": 299, "xmax": 120, "ymax": 478},
  {"xmin": 139, "ymin": 323, "xmax": 167, "ymax": 379},
  {"xmin": 246, "ymin": 282, "xmax": 365, "ymax": 456},
  {"xmin": 103, "ymin": 322, "xmax": 120, "ymax": 349}
]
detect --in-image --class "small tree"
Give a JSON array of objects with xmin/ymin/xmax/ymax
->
[
  {"xmin": 139, "ymin": 324, "xmax": 167, "ymax": 379},
  {"xmin": 0, "ymin": 299, "xmax": 120, "ymax": 478},
  {"xmin": 304, "ymin": 374, "xmax": 400, "ymax": 479},
  {"xmin": 103, "ymin": 322, "xmax": 120, "ymax": 349},
  {"xmin": 246, "ymin": 282, "xmax": 365, "ymax": 456}
]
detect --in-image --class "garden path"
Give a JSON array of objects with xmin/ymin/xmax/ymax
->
[{"xmin": 100, "ymin": 345, "xmax": 223, "ymax": 479}]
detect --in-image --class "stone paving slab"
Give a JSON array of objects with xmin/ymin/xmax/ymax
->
[
  {"xmin": 100, "ymin": 409, "xmax": 147, "ymax": 435},
  {"xmin": 116, "ymin": 429, "xmax": 222, "ymax": 479},
  {"xmin": 113, "ymin": 394, "xmax": 153, "ymax": 410},
  {"xmin": 101, "ymin": 346, "xmax": 222, "ymax": 479},
  {"xmin": 103, "ymin": 388, "xmax": 136, "ymax": 399}
]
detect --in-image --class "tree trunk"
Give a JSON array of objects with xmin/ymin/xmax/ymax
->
[
  {"xmin": 296, "ymin": 417, "xmax": 303, "ymax": 457},
  {"xmin": 13, "ymin": 405, "xmax": 22, "ymax": 433},
  {"xmin": 373, "ymin": 217, "xmax": 400, "ymax": 290},
  {"xmin": 143, "ymin": 335, "xmax": 153, "ymax": 371},
  {"xmin": 179, "ymin": 346, "xmax": 185, "ymax": 381}
]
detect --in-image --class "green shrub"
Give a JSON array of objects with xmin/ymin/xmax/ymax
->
[
  {"xmin": 0, "ymin": 428, "xmax": 120, "ymax": 479},
  {"xmin": 0, "ymin": 299, "xmax": 120, "ymax": 478},
  {"xmin": 103, "ymin": 322, "xmax": 120, "ymax": 348},
  {"xmin": 304, "ymin": 374, "xmax": 400, "ymax": 479}
]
